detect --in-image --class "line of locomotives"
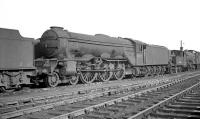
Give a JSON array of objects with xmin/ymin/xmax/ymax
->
[{"xmin": 0, "ymin": 26, "xmax": 200, "ymax": 91}]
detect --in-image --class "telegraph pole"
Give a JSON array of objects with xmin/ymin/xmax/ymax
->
[{"xmin": 180, "ymin": 40, "xmax": 183, "ymax": 51}]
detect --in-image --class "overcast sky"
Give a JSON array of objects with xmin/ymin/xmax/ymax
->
[{"xmin": 1, "ymin": 0, "xmax": 200, "ymax": 51}]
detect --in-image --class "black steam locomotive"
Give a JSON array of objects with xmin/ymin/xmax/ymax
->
[{"xmin": 0, "ymin": 27, "xmax": 199, "ymax": 91}]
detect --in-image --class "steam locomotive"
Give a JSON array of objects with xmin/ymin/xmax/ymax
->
[{"xmin": 0, "ymin": 27, "xmax": 199, "ymax": 91}]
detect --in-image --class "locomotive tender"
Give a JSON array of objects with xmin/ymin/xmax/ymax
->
[
  {"xmin": 0, "ymin": 27, "xmax": 200, "ymax": 90},
  {"xmin": 0, "ymin": 28, "xmax": 35, "ymax": 91}
]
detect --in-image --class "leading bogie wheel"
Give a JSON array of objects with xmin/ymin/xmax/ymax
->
[
  {"xmin": 69, "ymin": 75, "xmax": 79, "ymax": 85},
  {"xmin": 45, "ymin": 72, "xmax": 59, "ymax": 87}
]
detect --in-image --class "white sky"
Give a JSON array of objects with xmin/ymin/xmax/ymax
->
[{"xmin": 1, "ymin": 0, "xmax": 200, "ymax": 51}]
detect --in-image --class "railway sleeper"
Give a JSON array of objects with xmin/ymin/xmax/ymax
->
[
  {"xmin": 170, "ymin": 102, "xmax": 200, "ymax": 107},
  {"xmin": 173, "ymin": 101, "xmax": 200, "ymax": 106},
  {"xmin": 91, "ymin": 110, "xmax": 114, "ymax": 116},
  {"xmin": 26, "ymin": 111, "xmax": 55, "ymax": 119},
  {"xmin": 83, "ymin": 113, "xmax": 104, "ymax": 119},
  {"xmin": 118, "ymin": 101, "xmax": 137, "ymax": 106},
  {"xmin": 67, "ymin": 104, "xmax": 88, "ymax": 109},
  {"xmin": 106, "ymin": 106, "xmax": 124, "ymax": 112},
  {"xmin": 0, "ymin": 102, "xmax": 36, "ymax": 113},
  {"xmin": 0, "ymin": 106, "xmax": 17, "ymax": 114},
  {"xmin": 126, "ymin": 98, "xmax": 142, "ymax": 103},
  {"xmin": 150, "ymin": 111, "xmax": 200, "ymax": 119},
  {"xmin": 183, "ymin": 96, "xmax": 200, "ymax": 100},
  {"xmin": 54, "ymin": 104, "xmax": 71, "ymax": 109},
  {"xmin": 178, "ymin": 98, "xmax": 200, "ymax": 103},
  {"xmin": 159, "ymin": 107, "xmax": 200, "ymax": 115},
  {"xmin": 46, "ymin": 110, "xmax": 69, "ymax": 116},
  {"xmin": 107, "ymin": 103, "xmax": 128, "ymax": 109}
]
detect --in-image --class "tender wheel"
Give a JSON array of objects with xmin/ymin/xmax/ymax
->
[
  {"xmin": 114, "ymin": 63, "xmax": 125, "ymax": 80},
  {"xmin": 69, "ymin": 75, "xmax": 79, "ymax": 85},
  {"xmin": 45, "ymin": 72, "xmax": 59, "ymax": 87},
  {"xmin": 80, "ymin": 71, "xmax": 98, "ymax": 84}
]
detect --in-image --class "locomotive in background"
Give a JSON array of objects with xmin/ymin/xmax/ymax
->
[{"xmin": 0, "ymin": 27, "xmax": 200, "ymax": 91}]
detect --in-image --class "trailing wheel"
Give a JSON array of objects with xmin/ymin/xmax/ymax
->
[
  {"xmin": 80, "ymin": 71, "xmax": 98, "ymax": 84},
  {"xmin": 69, "ymin": 75, "xmax": 79, "ymax": 85},
  {"xmin": 114, "ymin": 63, "xmax": 125, "ymax": 80},
  {"xmin": 44, "ymin": 72, "xmax": 59, "ymax": 87}
]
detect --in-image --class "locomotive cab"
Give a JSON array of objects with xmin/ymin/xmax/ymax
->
[{"xmin": 171, "ymin": 50, "xmax": 185, "ymax": 66}]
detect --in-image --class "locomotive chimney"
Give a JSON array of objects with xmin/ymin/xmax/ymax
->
[
  {"xmin": 180, "ymin": 40, "xmax": 183, "ymax": 51},
  {"xmin": 50, "ymin": 26, "xmax": 64, "ymax": 30}
]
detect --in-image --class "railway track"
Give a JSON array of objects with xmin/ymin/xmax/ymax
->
[
  {"xmin": 73, "ymin": 73, "xmax": 200, "ymax": 119},
  {"xmin": 0, "ymin": 76, "xmax": 169, "ymax": 119},
  {"xmin": 0, "ymin": 72, "xmax": 199, "ymax": 119},
  {"xmin": 0, "ymin": 72, "xmax": 190, "ymax": 97},
  {"xmin": 0, "ymin": 73, "xmax": 185, "ymax": 106},
  {"xmin": 0, "ymin": 72, "xmax": 194, "ymax": 100},
  {"xmin": 0, "ymin": 75, "xmax": 169, "ymax": 104},
  {"xmin": 0, "ymin": 75, "xmax": 164, "ymax": 97},
  {"xmin": 145, "ymin": 79, "xmax": 200, "ymax": 119}
]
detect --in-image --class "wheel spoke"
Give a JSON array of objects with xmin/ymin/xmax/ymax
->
[
  {"xmin": 80, "ymin": 71, "xmax": 97, "ymax": 84},
  {"xmin": 98, "ymin": 71, "xmax": 113, "ymax": 82}
]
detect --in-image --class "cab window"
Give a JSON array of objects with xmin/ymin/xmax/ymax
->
[{"xmin": 136, "ymin": 44, "xmax": 143, "ymax": 52}]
